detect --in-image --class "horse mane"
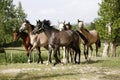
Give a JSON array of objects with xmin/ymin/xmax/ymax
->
[
  {"xmin": 78, "ymin": 19, "xmax": 89, "ymax": 33},
  {"xmin": 24, "ymin": 19, "xmax": 30, "ymax": 24},
  {"xmin": 84, "ymin": 28, "xmax": 89, "ymax": 33},
  {"xmin": 43, "ymin": 20, "xmax": 51, "ymax": 26},
  {"xmin": 76, "ymin": 30, "xmax": 88, "ymax": 45},
  {"xmin": 43, "ymin": 20, "xmax": 59, "ymax": 31},
  {"xmin": 30, "ymin": 24, "xmax": 35, "ymax": 30},
  {"xmin": 21, "ymin": 31, "xmax": 29, "ymax": 37}
]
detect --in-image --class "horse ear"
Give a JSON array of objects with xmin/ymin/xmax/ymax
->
[
  {"xmin": 24, "ymin": 19, "xmax": 27, "ymax": 22},
  {"xmin": 64, "ymin": 21, "xmax": 66, "ymax": 24},
  {"xmin": 78, "ymin": 19, "xmax": 80, "ymax": 22},
  {"xmin": 68, "ymin": 22, "xmax": 70, "ymax": 25},
  {"xmin": 36, "ymin": 20, "xmax": 38, "ymax": 22},
  {"xmin": 38, "ymin": 20, "xmax": 40, "ymax": 22}
]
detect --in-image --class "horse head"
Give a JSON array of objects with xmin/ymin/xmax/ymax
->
[
  {"xmin": 32, "ymin": 20, "xmax": 43, "ymax": 34},
  {"xmin": 13, "ymin": 29, "xmax": 20, "ymax": 42},
  {"xmin": 78, "ymin": 19, "xmax": 84, "ymax": 29},
  {"xmin": 65, "ymin": 22, "xmax": 72, "ymax": 30},
  {"xmin": 19, "ymin": 19, "xmax": 31, "ymax": 32},
  {"xmin": 58, "ymin": 21, "xmax": 66, "ymax": 31}
]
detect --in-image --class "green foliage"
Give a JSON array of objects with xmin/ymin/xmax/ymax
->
[
  {"xmin": 0, "ymin": 0, "xmax": 26, "ymax": 46},
  {"xmin": 72, "ymin": 24, "xmax": 79, "ymax": 30},
  {"xmin": 94, "ymin": 0, "xmax": 120, "ymax": 42},
  {"xmin": 85, "ymin": 23, "xmax": 96, "ymax": 30}
]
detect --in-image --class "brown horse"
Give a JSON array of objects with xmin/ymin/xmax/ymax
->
[
  {"xmin": 58, "ymin": 22, "xmax": 74, "ymax": 63},
  {"xmin": 58, "ymin": 22, "xmax": 88, "ymax": 63},
  {"xmin": 35, "ymin": 20, "xmax": 83, "ymax": 66},
  {"xmin": 78, "ymin": 19, "xmax": 101, "ymax": 61},
  {"xmin": 13, "ymin": 29, "xmax": 41, "ymax": 63},
  {"xmin": 19, "ymin": 20, "xmax": 52, "ymax": 64}
]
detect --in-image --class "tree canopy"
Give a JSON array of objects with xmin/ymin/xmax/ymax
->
[
  {"xmin": 0, "ymin": 0, "xmax": 26, "ymax": 46},
  {"xmin": 95, "ymin": 0, "xmax": 120, "ymax": 43}
]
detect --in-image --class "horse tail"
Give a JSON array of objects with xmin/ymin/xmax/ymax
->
[
  {"xmin": 98, "ymin": 39, "xmax": 101, "ymax": 48},
  {"xmin": 76, "ymin": 30, "xmax": 88, "ymax": 45}
]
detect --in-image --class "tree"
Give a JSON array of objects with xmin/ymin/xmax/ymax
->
[
  {"xmin": 95, "ymin": 0, "xmax": 120, "ymax": 57},
  {"xmin": 0, "ymin": 0, "xmax": 26, "ymax": 46}
]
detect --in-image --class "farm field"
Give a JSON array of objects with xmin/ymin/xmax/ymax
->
[{"xmin": 0, "ymin": 46, "xmax": 120, "ymax": 80}]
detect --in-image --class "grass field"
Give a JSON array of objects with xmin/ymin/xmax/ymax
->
[{"xmin": 0, "ymin": 45, "xmax": 120, "ymax": 80}]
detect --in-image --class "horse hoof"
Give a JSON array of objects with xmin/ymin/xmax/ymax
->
[
  {"xmin": 77, "ymin": 62, "xmax": 80, "ymax": 64},
  {"xmin": 30, "ymin": 61, "xmax": 32, "ymax": 63},
  {"xmin": 53, "ymin": 62, "xmax": 57, "ymax": 66},
  {"xmin": 41, "ymin": 61, "xmax": 43, "ymax": 64},
  {"xmin": 46, "ymin": 62, "xmax": 50, "ymax": 65}
]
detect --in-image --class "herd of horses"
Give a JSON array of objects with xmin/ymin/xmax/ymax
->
[{"xmin": 13, "ymin": 19, "xmax": 101, "ymax": 66}]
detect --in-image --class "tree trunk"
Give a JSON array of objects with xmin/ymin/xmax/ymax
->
[
  {"xmin": 102, "ymin": 42, "xmax": 110, "ymax": 57},
  {"xmin": 111, "ymin": 42, "xmax": 117, "ymax": 57}
]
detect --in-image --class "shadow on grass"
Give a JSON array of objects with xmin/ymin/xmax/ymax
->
[
  {"xmin": 14, "ymin": 71, "xmax": 80, "ymax": 80},
  {"xmin": 81, "ymin": 59, "xmax": 110, "ymax": 64},
  {"xmin": 100, "ymin": 74, "xmax": 120, "ymax": 80}
]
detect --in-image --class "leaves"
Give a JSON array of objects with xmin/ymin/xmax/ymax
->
[
  {"xmin": 95, "ymin": 0, "xmax": 120, "ymax": 42},
  {"xmin": 0, "ymin": 0, "xmax": 26, "ymax": 46}
]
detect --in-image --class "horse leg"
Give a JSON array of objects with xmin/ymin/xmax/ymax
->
[
  {"xmin": 46, "ymin": 45, "xmax": 52, "ymax": 65},
  {"xmin": 89, "ymin": 45, "xmax": 93, "ymax": 60},
  {"xmin": 75, "ymin": 46, "xmax": 81, "ymax": 64},
  {"xmin": 86, "ymin": 46, "xmax": 89, "ymax": 61},
  {"xmin": 24, "ymin": 46, "xmax": 30, "ymax": 62},
  {"xmin": 77, "ymin": 51, "xmax": 81, "ymax": 64},
  {"xmin": 53, "ymin": 45, "xmax": 61, "ymax": 66},
  {"xmin": 57, "ymin": 47, "xmax": 60, "ymax": 60},
  {"xmin": 62, "ymin": 47, "xmax": 67, "ymax": 64},
  {"xmin": 74, "ymin": 51, "xmax": 77, "ymax": 64},
  {"xmin": 67, "ymin": 48, "xmax": 70, "ymax": 63},
  {"xmin": 36, "ymin": 47, "xmax": 43, "ymax": 64},
  {"xmin": 27, "ymin": 46, "xmax": 32, "ymax": 63},
  {"xmin": 29, "ymin": 43, "xmax": 37, "ymax": 63},
  {"xmin": 84, "ymin": 45, "xmax": 87, "ymax": 61},
  {"xmin": 28, "ymin": 49, "xmax": 32, "ymax": 63},
  {"xmin": 95, "ymin": 42, "xmax": 99, "ymax": 61},
  {"xmin": 70, "ymin": 48, "xmax": 74, "ymax": 63}
]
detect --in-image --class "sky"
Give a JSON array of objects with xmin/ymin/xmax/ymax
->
[{"xmin": 13, "ymin": 0, "xmax": 101, "ymax": 25}]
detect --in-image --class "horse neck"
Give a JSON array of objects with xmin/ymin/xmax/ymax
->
[
  {"xmin": 20, "ymin": 32, "xmax": 29, "ymax": 42},
  {"xmin": 27, "ymin": 25, "xmax": 34, "ymax": 35},
  {"xmin": 13, "ymin": 32, "xmax": 20, "ymax": 41},
  {"xmin": 80, "ymin": 27, "xmax": 89, "ymax": 36},
  {"xmin": 44, "ymin": 27, "xmax": 59, "ymax": 39}
]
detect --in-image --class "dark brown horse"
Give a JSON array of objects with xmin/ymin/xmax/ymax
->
[
  {"xmin": 58, "ymin": 22, "xmax": 88, "ymax": 63},
  {"xmin": 13, "ymin": 29, "xmax": 42, "ymax": 63},
  {"xmin": 58, "ymin": 22, "xmax": 74, "ymax": 63},
  {"xmin": 35, "ymin": 20, "xmax": 82, "ymax": 66},
  {"xmin": 78, "ymin": 19, "xmax": 101, "ymax": 61}
]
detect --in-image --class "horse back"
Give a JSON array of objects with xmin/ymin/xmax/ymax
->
[
  {"xmin": 30, "ymin": 32, "xmax": 48, "ymax": 47},
  {"xmin": 88, "ymin": 30, "xmax": 100, "ymax": 44},
  {"xmin": 50, "ymin": 30, "xmax": 74, "ymax": 46}
]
